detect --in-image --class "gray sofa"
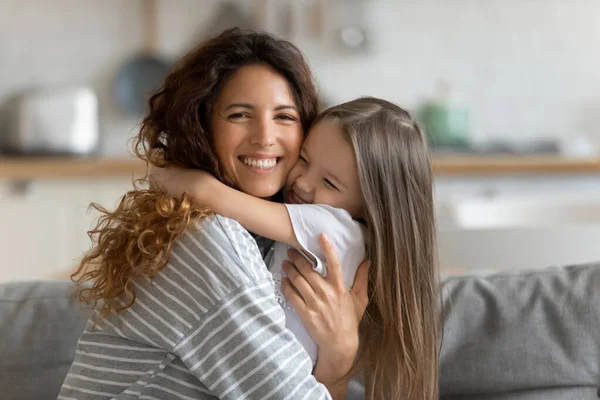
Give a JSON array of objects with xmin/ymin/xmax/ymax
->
[{"xmin": 1, "ymin": 264, "xmax": 599, "ymax": 400}]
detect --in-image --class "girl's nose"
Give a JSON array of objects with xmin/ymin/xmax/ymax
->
[{"xmin": 293, "ymin": 173, "xmax": 313, "ymax": 195}]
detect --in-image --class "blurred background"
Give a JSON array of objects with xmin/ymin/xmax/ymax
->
[{"xmin": 1, "ymin": 0, "xmax": 600, "ymax": 281}]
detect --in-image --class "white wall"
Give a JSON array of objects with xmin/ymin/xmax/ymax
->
[
  {"xmin": 316, "ymin": 1, "xmax": 600, "ymax": 146},
  {"xmin": 1, "ymin": 0, "xmax": 599, "ymax": 154}
]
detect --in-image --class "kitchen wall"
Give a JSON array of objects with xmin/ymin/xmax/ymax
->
[
  {"xmin": 2, "ymin": 0, "xmax": 600, "ymax": 279},
  {"xmin": 313, "ymin": 0, "xmax": 600, "ymax": 147},
  {"xmin": 1, "ymin": 0, "xmax": 599, "ymax": 155}
]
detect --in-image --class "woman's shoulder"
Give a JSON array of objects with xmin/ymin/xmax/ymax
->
[
  {"xmin": 192, "ymin": 214, "xmax": 255, "ymax": 246},
  {"xmin": 166, "ymin": 214, "xmax": 271, "ymax": 287}
]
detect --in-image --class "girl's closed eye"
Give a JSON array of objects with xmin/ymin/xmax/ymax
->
[{"xmin": 324, "ymin": 178, "xmax": 339, "ymax": 191}]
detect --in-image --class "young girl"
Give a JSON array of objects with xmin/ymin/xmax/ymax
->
[{"xmin": 154, "ymin": 97, "xmax": 440, "ymax": 399}]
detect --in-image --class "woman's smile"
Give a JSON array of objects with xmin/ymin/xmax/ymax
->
[{"xmin": 239, "ymin": 155, "xmax": 282, "ymax": 174}]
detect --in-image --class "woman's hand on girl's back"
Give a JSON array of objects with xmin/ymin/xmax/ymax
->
[{"xmin": 282, "ymin": 234, "xmax": 370, "ymax": 385}]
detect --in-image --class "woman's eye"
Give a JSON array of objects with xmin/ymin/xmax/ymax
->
[
  {"xmin": 277, "ymin": 114, "xmax": 297, "ymax": 121},
  {"xmin": 228, "ymin": 112, "xmax": 249, "ymax": 120},
  {"xmin": 299, "ymin": 155, "xmax": 307, "ymax": 163},
  {"xmin": 324, "ymin": 179, "xmax": 338, "ymax": 191}
]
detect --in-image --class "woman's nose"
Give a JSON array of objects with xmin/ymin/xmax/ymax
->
[{"xmin": 250, "ymin": 118, "xmax": 275, "ymax": 147}]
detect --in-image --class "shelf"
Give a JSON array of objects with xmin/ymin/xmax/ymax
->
[
  {"xmin": 0, "ymin": 157, "xmax": 145, "ymax": 180},
  {"xmin": 1, "ymin": 155, "xmax": 600, "ymax": 181}
]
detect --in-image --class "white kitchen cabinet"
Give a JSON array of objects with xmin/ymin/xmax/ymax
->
[
  {"xmin": 438, "ymin": 225, "xmax": 600, "ymax": 271},
  {"xmin": 449, "ymin": 196, "xmax": 600, "ymax": 228},
  {"xmin": 0, "ymin": 186, "xmax": 68, "ymax": 282},
  {"xmin": 435, "ymin": 173, "xmax": 600, "ymax": 200},
  {"xmin": 434, "ymin": 173, "xmax": 600, "ymax": 228},
  {"xmin": 434, "ymin": 173, "xmax": 600, "ymax": 272},
  {"xmin": 0, "ymin": 179, "xmax": 133, "ymax": 282}
]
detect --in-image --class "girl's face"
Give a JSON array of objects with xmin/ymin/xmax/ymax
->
[
  {"xmin": 283, "ymin": 120, "xmax": 364, "ymax": 219},
  {"xmin": 211, "ymin": 64, "xmax": 304, "ymax": 199}
]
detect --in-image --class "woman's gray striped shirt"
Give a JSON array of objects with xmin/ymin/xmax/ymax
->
[{"xmin": 58, "ymin": 215, "xmax": 332, "ymax": 400}]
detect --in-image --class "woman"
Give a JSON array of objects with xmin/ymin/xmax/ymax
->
[{"xmin": 59, "ymin": 29, "xmax": 369, "ymax": 400}]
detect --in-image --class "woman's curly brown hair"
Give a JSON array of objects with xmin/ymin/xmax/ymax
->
[{"xmin": 72, "ymin": 28, "xmax": 319, "ymax": 320}]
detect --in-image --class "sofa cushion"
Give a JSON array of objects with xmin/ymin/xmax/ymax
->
[
  {"xmin": 0, "ymin": 280, "xmax": 88, "ymax": 400},
  {"xmin": 1, "ymin": 264, "xmax": 599, "ymax": 400},
  {"xmin": 442, "ymin": 386, "xmax": 598, "ymax": 400},
  {"xmin": 440, "ymin": 263, "xmax": 600, "ymax": 399}
]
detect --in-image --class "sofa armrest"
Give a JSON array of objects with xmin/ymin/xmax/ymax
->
[{"xmin": 0, "ymin": 280, "xmax": 89, "ymax": 400}]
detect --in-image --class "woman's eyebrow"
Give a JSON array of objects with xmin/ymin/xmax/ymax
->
[
  {"xmin": 223, "ymin": 104, "xmax": 297, "ymax": 112},
  {"xmin": 274, "ymin": 105, "xmax": 298, "ymax": 112},
  {"xmin": 225, "ymin": 103, "xmax": 254, "ymax": 110}
]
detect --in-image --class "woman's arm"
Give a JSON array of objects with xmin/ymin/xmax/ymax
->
[
  {"xmin": 149, "ymin": 166, "xmax": 300, "ymax": 247},
  {"xmin": 59, "ymin": 216, "xmax": 336, "ymax": 400},
  {"xmin": 163, "ymin": 216, "xmax": 335, "ymax": 399}
]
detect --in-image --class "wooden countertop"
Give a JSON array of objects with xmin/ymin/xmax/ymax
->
[
  {"xmin": 0, "ymin": 157, "xmax": 146, "ymax": 180},
  {"xmin": 1, "ymin": 155, "xmax": 600, "ymax": 180}
]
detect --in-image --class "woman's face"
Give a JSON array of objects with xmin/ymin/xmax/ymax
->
[{"xmin": 211, "ymin": 64, "xmax": 304, "ymax": 198}]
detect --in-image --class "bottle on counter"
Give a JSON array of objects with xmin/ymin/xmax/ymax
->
[{"xmin": 417, "ymin": 80, "xmax": 471, "ymax": 149}]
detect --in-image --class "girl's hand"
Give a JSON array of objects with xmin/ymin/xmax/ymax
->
[
  {"xmin": 148, "ymin": 165, "xmax": 217, "ymax": 204},
  {"xmin": 282, "ymin": 234, "xmax": 370, "ymax": 392}
]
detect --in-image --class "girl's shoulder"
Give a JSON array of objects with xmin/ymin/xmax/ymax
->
[{"xmin": 284, "ymin": 203, "xmax": 364, "ymax": 241}]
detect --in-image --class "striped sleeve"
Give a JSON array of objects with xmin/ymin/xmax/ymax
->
[
  {"xmin": 59, "ymin": 215, "xmax": 332, "ymax": 399},
  {"xmin": 171, "ymin": 215, "xmax": 333, "ymax": 399}
]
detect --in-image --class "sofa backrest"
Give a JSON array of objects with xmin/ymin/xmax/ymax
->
[
  {"xmin": 1, "ymin": 264, "xmax": 599, "ymax": 400},
  {"xmin": 440, "ymin": 263, "xmax": 600, "ymax": 399}
]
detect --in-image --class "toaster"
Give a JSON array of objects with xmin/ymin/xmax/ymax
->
[{"xmin": 2, "ymin": 87, "xmax": 99, "ymax": 156}]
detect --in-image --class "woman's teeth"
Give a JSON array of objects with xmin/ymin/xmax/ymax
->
[{"xmin": 242, "ymin": 158, "xmax": 277, "ymax": 169}]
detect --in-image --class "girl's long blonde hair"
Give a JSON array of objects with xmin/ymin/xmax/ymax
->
[{"xmin": 316, "ymin": 98, "xmax": 440, "ymax": 400}]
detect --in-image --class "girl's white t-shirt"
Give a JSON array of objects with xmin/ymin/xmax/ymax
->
[{"xmin": 269, "ymin": 203, "xmax": 366, "ymax": 364}]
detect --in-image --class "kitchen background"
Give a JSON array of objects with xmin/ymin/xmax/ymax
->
[{"xmin": 1, "ymin": 0, "xmax": 600, "ymax": 281}]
